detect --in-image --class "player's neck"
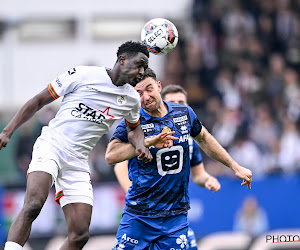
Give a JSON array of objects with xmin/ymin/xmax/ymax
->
[{"xmin": 107, "ymin": 68, "xmax": 124, "ymax": 87}]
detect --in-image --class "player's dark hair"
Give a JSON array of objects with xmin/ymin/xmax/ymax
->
[
  {"xmin": 117, "ymin": 41, "xmax": 149, "ymax": 59},
  {"xmin": 141, "ymin": 68, "xmax": 157, "ymax": 81},
  {"xmin": 161, "ymin": 84, "xmax": 187, "ymax": 99}
]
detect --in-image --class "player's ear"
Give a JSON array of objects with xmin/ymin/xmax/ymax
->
[
  {"xmin": 118, "ymin": 55, "xmax": 126, "ymax": 65},
  {"xmin": 157, "ymin": 81, "xmax": 162, "ymax": 92}
]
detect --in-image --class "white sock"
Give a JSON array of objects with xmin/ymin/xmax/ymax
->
[{"xmin": 4, "ymin": 241, "xmax": 23, "ymax": 250}]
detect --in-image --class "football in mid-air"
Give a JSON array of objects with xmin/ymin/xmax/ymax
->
[{"xmin": 141, "ymin": 18, "xmax": 178, "ymax": 55}]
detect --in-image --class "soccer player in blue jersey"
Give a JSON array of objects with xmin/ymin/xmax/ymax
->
[
  {"xmin": 114, "ymin": 84, "xmax": 221, "ymax": 250},
  {"xmin": 105, "ymin": 68, "xmax": 252, "ymax": 250}
]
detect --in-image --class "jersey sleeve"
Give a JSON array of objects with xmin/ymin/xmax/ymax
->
[
  {"xmin": 188, "ymin": 106, "xmax": 202, "ymax": 137},
  {"xmin": 190, "ymin": 140, "xmax": 203, "ymax": 167},
  {"xmin": 124, "ymin": 92, "xmax": 141, "ymax": 127},
  {"xmin": 110, "ymin": 119, "xmax": 129, "ymax": 143},
  {"xmin": 47, "ymin": 67, "xmax": 82, "ymax": 99}
]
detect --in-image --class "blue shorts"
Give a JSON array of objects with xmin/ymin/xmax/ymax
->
[
  {"xmin": 113, "ymin": 211, "xmax": 188, "ymax": 250},
  {"xmin": 187, "ymin": 227, "xmax": 198, "ymax": 250}
]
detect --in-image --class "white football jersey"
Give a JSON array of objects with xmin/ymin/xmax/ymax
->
[{"xmin": 36, "ymin": 66, "xmax": 141, "ymax": 159}]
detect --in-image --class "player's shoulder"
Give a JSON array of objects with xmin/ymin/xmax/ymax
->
[
  {"xmin": 166, "ymin": 101, "xmax": 191, "ymax": 113},
  {"xmin": 167, "ymin": 102, "xmax": 187, "ymax": 108}
]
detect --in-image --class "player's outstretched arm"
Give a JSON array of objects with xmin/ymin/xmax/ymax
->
[
  {"xmin": 114, "ymin": 160, "xmax": 131, "ymax": 193},
  {"xmin": 0, "ymin": 88, "xmax": 55, "ymax": 150},
  {"xmin": 105, "ymin": 139, "xmax": 136, "ymax": 164},
  {"xmin": 105, "ymin": 131, "xmax": 177, "ymax": 165},
  {"xmin": 194, "ymin": 126, "xmax": 252, "ymax": 189},
  {"xmin": 191, "ymin": 163, "xmax": 221, "ymax": 192}
]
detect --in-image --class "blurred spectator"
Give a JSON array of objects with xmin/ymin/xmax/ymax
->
[
  {"xmin": 249, "ymin": 103, "xmax": 279, "ymax": 153},
  {"xmin": 277, "ymin": 118, "xmax": 300, "ymax": 173},
  {"xmin": 282, "ymin": 68, "xmax": 300, "ymax": 122},
  {"xmin": 233, "ymin": 195, "xmax": 269, "ymax": 237},
  {"xmin": 215, "ymin": 68, "xmax": 241, "ymax": 109},
  {"xmin": 211, "ymin": 107, "xmax": 241, "ymax": 148},
  {"xmin": 229, "ymin": 128, "xmax": 264, "ymax": 177}
]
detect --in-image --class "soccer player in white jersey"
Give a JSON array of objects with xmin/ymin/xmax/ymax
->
[
  {"xmin": 0, "ymin": 41, "xmax": 162, "ymax": 250},
  {"xmin": 114, "ymin": 84, "xmax": 221, "ymax": 250}
]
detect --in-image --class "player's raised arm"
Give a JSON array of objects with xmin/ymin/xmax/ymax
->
[
  {"xmin": 194, "ymin": 126, "xmax": 252, "ymax": 189},
  {"xmin": 105, "ymin": 130, "xmax": 177, "ymax": 165},
  {"xmin": 0, "ymin": 88, "xmax": 55, "ymax": 150},
  {"xmin": 125, "ymin": 120, "xmax": 153, "ymax": 163}
]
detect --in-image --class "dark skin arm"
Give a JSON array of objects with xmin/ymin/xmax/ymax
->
[
  {"xmin": 126, "ymin": 122, "xmax": 153, "ymax": 163},
  {"xmin": 0, "ymin": 88, "xmax": 55, "ymax": 149}
]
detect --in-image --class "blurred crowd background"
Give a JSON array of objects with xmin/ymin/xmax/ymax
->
[{"xmin": 0, "ymin": 0, "xmax": 300, "ymax": 249}]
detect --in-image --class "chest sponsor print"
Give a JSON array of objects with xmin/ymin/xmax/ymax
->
[{"xmin": 71, "ymin": 103, "xmax": 115, "ymax": 124}]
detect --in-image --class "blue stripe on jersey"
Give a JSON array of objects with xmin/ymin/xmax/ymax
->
[{"xmin": 111, "ymin": 101, "xmax": 202, "ymax": 217}]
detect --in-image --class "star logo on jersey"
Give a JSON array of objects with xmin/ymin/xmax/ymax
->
[
  {"xmin": 117, "ymin": 95, "xmax": 127, "ymax": 106},
  {"xmin": 162, "ymin": 126, "xmax": 171, "ymax": 133},
  {"xmin": 96, "ymin": 106, "xmax": 115, "ymax": 120},
  {"xmin": 71, "ymin": 103, "xmax": 115, "ymax": 124}
]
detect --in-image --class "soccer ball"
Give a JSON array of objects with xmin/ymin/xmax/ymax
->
[{"xmin": 141, "ymin": 18, "xmax": 179, "ymax": 55}]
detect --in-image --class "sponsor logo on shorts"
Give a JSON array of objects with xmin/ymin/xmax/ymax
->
[
  {"xmin": 117, "ymin": 243, "xmax": 125, "ymax": 250},
  {"xmin": 121, "ymin": 233, "xmax": 139, "ymax": 245},
  {"xmin": 170, "ymin": 234, "xmax": 187, "ymax": 249}
]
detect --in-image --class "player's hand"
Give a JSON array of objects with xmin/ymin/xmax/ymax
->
[
  {"xmin": 233, "ymin": 165, "xmax": 252, "ymax": 189},
  {"xmin": 205, "ymin": 176, "xmax": 221, "ymax": 192},
  {"xmin": 0, "ymin": 132, "xmax": 10, "ymax": 150},
  {"xmin": 147, "ymin": 131, "xmax": 178, "ymax": 149},
  {"xmin": 136, "ymin": 147, "xmax": 153, "ymax": 163}
]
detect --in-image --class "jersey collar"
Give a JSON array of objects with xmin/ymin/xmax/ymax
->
[{"xmin": 140, "ymin": 101, "xmax": 173, "ymax": 121}]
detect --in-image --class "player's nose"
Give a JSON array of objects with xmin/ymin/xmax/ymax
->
[{"xmin": 138, "ymin": 67, "xmax": 145, "ymax": 76}]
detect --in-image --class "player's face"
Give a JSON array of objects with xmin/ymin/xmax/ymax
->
[
  {"xmin": 135, "ymin": 77, "xmax": 162, "ymax": 113},
  {"xmin": 120, "ymin": 52, "xmax": 149, "ymax": 87},
  {"xmin": 163, "ymin": 92, "xmax": 187, "ymax": 105}
]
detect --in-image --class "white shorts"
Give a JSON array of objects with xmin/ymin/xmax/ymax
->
[{"xmin": 28, "ymin": 142, "xmax": 93, "ymax": 207}]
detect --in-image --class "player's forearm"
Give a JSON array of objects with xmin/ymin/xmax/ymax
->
[
  {"xmin": 105, "ymin": 140, "xmax": 136, "ymax": 164},
  {"xmin": 2, "ymin": 89, "xmax": 53, "ymax": 138},
  {"xmin": 127, "ymin": 124, "xmax": 145, "ymax": 150},
  {"xmin": 2, "ymin": 98, "xmax": 43, "ymax": 137},
  {"xmin": 192, "ymin": 171, "xmax": 210, "ymax": 187},
  {"xmin": 196, "ymin": 128, "xmax": 239, "ymax": 171}
]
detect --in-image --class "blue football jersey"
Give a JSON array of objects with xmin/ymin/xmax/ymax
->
[
  {"xmin": 189, "ymin": 138, "xmax": 203, "ymax": 167},
  {"xmin": 111, "ymin": 101, "xmax": 202, "ymax": 217}
]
